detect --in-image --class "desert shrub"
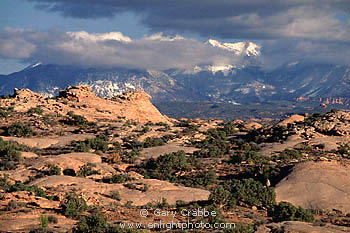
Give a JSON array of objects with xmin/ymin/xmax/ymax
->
[
  {"xmin": 109, "ymin": 190, "xmax": 121, "ymax": 201},
  {"xmin": 337, "ymin": 143, "xmax": 350, "ymax": 156},
  {"xmin": 0, "ymin": 138, "xmax": 25, "ymax": 170},
  {"xmin": 41, "ymin": 163, "xmax": 61, "ymax": 176},
  {"xmin": 209, "ymin": 185, "xmax": 237, "ymax": 210},
  {"xmin": 6, "ymin": 200, "xmax": 26, "ymax": 210},
  {"xmin": 102, "ymin": 174, "xmax": 133, "ymax": 184},
  {"xmin": 279, "ymin": 149, "xmax": 303, "ymax": 162},
  {"xmin": 0, "ymin": 174, "xmax": 11, "ymax": 191},
  {"xmin": 60, "ymin": 192, "xmax": 88, "ymax": 218},
  {"xmin": 193, "ymin": 136, "xmax": 231, "ymax": 158},
  {"xmin": 141, "ymin": 150, "xmax": 194, "ymax": 183},
  {"xmin": 244, "ymin": 165, "xmax": 292, "ymax": 187},
  {"xmin": 6, "ymin": 122, "xmax": 34, "ymax": 137},
  {"xmin": 121, "ymin": 148, "xmax": 141, "ymax": 163},
  {"xmin": 0, "ymin": 106, "xmax": 14, "ymax": 117},
  {"xmin": 236, "ymin": 140, "xmax": 260, "ymax": 151},
  {"xmin": 47, "ymin": 215, "xmax": 58, "ymax": 224},
  {"xmin": 303, "ymin": 112, "xmax": 325, "ymax": 126},
  {"xmin": 206, "ymin": 128, "xmax": 227, "ymax": 140},
  {"xmin": 27, "ymin": 106, "xmax": 44, "ymax": 115},
  {"xmin": 224, "ymin": 178, "xmax": 276, "ymax": 208},
  {"xmin": 181, "ymin": 169, "xmax": 217, "ymax": 188},
  {"xmin": 140, "ymin": 126, "xmax": 150, "ymax": 134},
  {"xmin": 123, "ymin": 182, "xmax": 149, "ymax": 192},
  {"xmin": 64, "ymin": 111, "xmax": 96, "ymax": 128},
  {"xmin": 7, "ymin": 182, "xmax": 48, "ymax": 198},
  {"xmin": 77, "ymin": 163, "xmax": 100, "ymax": 177},
  {"xmin": 72, "ymin": 135, "xmax": 109, "ymax": 152},
  {"xmin": 39, "ymin": 215, "xmax": 49, "ymax": 229},
  {"xmin": 268, "ymin": 201, "xmax": 314, "ymax": 222},
  {"xmin": 122, "ymin": 138, "xmax": 143, "ymax": 151},
  {"xmin": 75, "ymin": 211, "xmax": 109, "ymax": 233},
  {"xmin": 42, "ymin": 114, "xmax": 57, "ymax": 126},
  {"xmin": 142, "ymin": 136, "xmax": 165, "ymax": 148},
  {"xmin": 230, "ymin": 150, "xmax": 269, "ymax": 165},
  {"xmin": 245, "ymin": 125, "xmax": 292, "ymax": 143},
  {"xmin": 224, "ymin": 223, "xmax": 255, "ymax": 233}
]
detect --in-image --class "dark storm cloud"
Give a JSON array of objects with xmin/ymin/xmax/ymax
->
[{"xmin": 27, "ymin": 0, "xmax": 350, "ymax": 41}]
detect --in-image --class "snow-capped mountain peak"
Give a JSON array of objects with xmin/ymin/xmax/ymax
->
[{"xmin": 206, "ymin": 39, "xmax": 261, "ymax": 57}]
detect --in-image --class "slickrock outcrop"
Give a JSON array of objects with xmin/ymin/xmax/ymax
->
[
  {"xmin": 0, "ymin": 85, "xmax": 169, "ymax": 123},
  {"xmin": 241, "ymin": 122, "xmax": 263, "ymax": 131},
  {"xmin": 278, "ymin": 114, "xmax": 305, "ymax": 126},
  {"xmin": 259, "ymin": 221, "xmax": 348, "ymax": 233},
  {"xmin": 275, "ymin": 161, "xmax": 350, "ymax": 214},
  {"xmin": 31, "ymin": 176, "xmax": 210, "ymax": 206}
]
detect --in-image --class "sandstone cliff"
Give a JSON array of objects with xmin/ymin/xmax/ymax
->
[{"xmin": 0, "ymin": 85, "xmax": 169, "ymax": 123}]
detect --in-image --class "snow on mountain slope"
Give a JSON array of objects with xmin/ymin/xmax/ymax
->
[
  {"xmin": 206, "ymin": 39, "xmax": 261, "ymax": 56},
  {"xmin": 67, "ymin": 31, "xmax": 132, "ymax": 43}
]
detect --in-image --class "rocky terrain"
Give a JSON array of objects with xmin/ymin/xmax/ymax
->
[{"xmin": 2, "ymin": 87, "xmax": 350, "ymax": 232}]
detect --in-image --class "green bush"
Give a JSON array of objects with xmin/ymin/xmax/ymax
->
[
  {"xmin": 6, "ymin": 200, "xmax": 26, "ymax": 210},
  {"xmin": 72, "ymin": 135, "xmax": 109, "ymax": 152},
  {"xmin": 75, "ymin": 211, "xmax": 109, "ymax": 233},
  {"xmin": 225, "ymin": 178, "xmax": 276, "ymax": 208},
  {"xmin": 0, "ymin": 106, "xmax": 14, "ymax": 117},
  {"xmin": 224, "ymin": 223, "xmax": 255, "ymax": 233},
  {"xmin": 7, "ymin": 182, "xmax": 48, "ymax": 198},
  {"xmin": 181, "ymin": 169, "xmax": 217, "ymax": 188},
  {"xmin": 141, "ymin": 150, "xmax": 194, "ymax": 183},
  {"xmin": 0, "ymin": 138, "xmax": 25, "ymax": 170},
  {"xmin": 245, "ymin": 125, "xmax": 292, "ymax": 143},
  {"xmin": 0, "ymin": 174, "xmax": 11, "ymax": 191},
  {"xmin": 64, "ymin": 111, "xmax": 96, "ymax": 128},
  {"xmin": 6, "ymin": 122, "xmax": 34, "ymax": 137},
  {"xmin": 337, "ymin": 143, "xmax": 350, "ymax": 156},
  {"xmin": 268, "ymin": 201, "xmax": 314, "ymax": 222},
  {"xmin": 279, "ymin": 149, "xmax": 303, "ymax": 162},
  {"xmin": 42, "ymin": 163, "xmax": 61, "ymax": 176},
  {"xmin": 77, "ymin": 163, "xmax": 100, "ymax": 177},
  {"xmin": 27, "ymin": 106, "xmax": 44, "ymax": 115},
  {"xmin": 109, "ymin": 190, "xmax": 121, "ymax": 201},
  {"xmin": 102, "ymin": 174, "xmax": 133, "ymax": 184},
  {"xmin": 60, "ymin": 192, "xmax": 88, "ymax": 218},
  {"xmin": 39, "ymin": 215, "xmax": 49, "ymax": 229},
  {"xmin": 47, "ymin": 215, "xmax": 58, "ymax": 224},
  {"xmin": 209, "ymin": 185, "xmax": 236, "ymax": 210},
  {"xmin": 230, "ymin": 150, "xmax": 269, "ymax": 165},
  {"xmin": 142, "ymin": 136, "xmax": 165, "ymax": 148},
  {"xmin": 193, "ymin": 137, "xmax": 231, "ymax": 158}
]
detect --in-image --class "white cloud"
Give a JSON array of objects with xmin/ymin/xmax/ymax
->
[{"xmin": 0, "ymin": 28, "xmax": 243, "ymax": 70}]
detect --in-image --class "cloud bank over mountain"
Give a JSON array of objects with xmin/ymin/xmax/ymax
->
[
  {"xmin": 0, "ymin": 28, "xmax": 245, "ymax": 70},
  {"xmin": 0, "ymin": 0, "xmax": 342, "ymax": 69}
]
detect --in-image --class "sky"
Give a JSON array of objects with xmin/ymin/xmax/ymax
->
[{"xmin": 1, "ymin": 0, "xmax": 350, "ymax": 74}]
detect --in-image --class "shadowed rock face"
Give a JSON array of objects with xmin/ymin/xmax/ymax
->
[
  {"xmin": 275, "ymin": 161, "xmax": 350, "ymax": 214},
  {"xmin": 0, "ymin": 85, "xmax": 170, "ymax": 123}
]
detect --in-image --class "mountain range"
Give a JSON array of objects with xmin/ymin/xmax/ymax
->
[{"xmin": 1, "ymin": 39, "xmax": 350, "ymax": 105}]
